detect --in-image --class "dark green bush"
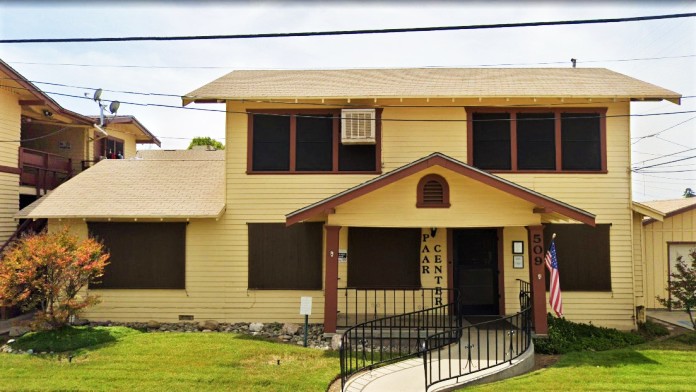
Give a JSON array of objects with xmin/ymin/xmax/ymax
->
[
  {"xmin": 534, "ymin": 314, "xmax": 645, "ymax": 354},
  {"xmin": 637, "ymin": 320, "xmax": 670, "ymax": 339}
]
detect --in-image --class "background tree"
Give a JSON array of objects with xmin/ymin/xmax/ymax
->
[
  {"xmin": 0, "ymin": 228, "xmax": 109, "ymax": 329},
  {"xmin": 684, "ymin": 188, "xmax": 695, "ymax": 198},
  {"xmin": 656, "ymin": 248, "xmax": 696, "ymax": 330},
  {"xmin": 188, "ymin": 136, "xmax": 224, "ymax": 150}
]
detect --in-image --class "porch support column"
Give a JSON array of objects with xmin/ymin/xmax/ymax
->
[
  {"xmin": 324, "ymin": 225, "xmax": 341, "ymax": 334},
  {"xmin": 526, "ymin": 225, "xmax": 548, "ymax": 335}
]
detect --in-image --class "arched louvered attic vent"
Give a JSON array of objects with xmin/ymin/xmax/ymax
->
[{"xmin": 417, "ymin": 174, "xmax": 450, "ymax": 208}]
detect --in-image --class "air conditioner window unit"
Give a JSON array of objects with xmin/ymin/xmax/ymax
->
[{"xmin": 341, "ymin": 109, "xmax": 376, "ymax": 145}]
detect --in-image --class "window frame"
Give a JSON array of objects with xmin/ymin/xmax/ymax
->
[
  {"xmin": 247, "ymin": 109, "xmax": 382, "ymax": 174},
  {"xmin": 466, "ymin": 107, "xmax": 607, "ymax": 173},
  {"xmin": 416, "ymin": 174, "xmax": 451, "ymax": 208},
  {"xmin": 94, "ymin": 136, "xmax": 126, "ymax": 160}
]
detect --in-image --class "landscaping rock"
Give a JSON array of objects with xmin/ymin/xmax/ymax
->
[
  {"xmin": 9, "ymin": 325, "xmax": 31, "ymax": 337},
  {"xmin": 249, "ymin": 322, "xmax": 264, "ymax": 332},
  {"xmin": 147, "ymin": 320, "xmax": 161, "ymax": 329},
  {"xmin": 72, "ymin": 318, "xmax": 90, "ymax": 326},
  {"xmin": 281, "ymin": 323, "xmax": 300, "ymax": 335},
  {"xmin": 26, "ymin": 349, "xmax": 33, "ymax": 355},
  {"xmin": 200, "ymin": 320, "xmax": 219, "ymax": 331},
  {"xmin": 331, "ymin": 334, "xmax": 342, "ymax": 350}
]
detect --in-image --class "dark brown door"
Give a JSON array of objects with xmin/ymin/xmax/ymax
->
[{"xmin": 453, "ymin": 229, "xmax": 499, "ymax": 315}]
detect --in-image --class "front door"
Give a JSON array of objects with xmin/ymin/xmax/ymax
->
[{"xmin": 453, "ymin": 229, "xmax": 500, "ymax": 315}]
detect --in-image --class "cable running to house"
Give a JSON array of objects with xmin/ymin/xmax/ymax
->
[
  {"xmin": 6, "ymin": 53, "xmax": 696, "ymax": 70},
  {"xmin": 632, "ymin": 155, "xmax": 696, "ymax": 171},
  {"xmin": 1, "ymin": 13, "xmax": 695, "ymax": 44}
]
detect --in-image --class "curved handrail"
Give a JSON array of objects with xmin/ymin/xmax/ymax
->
[{"xmin": 339, "ymin": 290, "xmax": 460, "ymax": 391}]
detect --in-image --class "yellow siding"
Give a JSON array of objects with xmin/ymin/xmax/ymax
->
[
  {"xmin": 102, "ymin": 124, "xmax": 138, "ymax": 159},
  {"xmin": 0, "ymin": 88, "xmax": 20, "ymax": 244},
  {"xmin": 72, "ymin": 98, "xmax": 636, "ymax": 330},
  {"xmin": 22, "ymin": 124, "xmax": 88, "ymax": 173},
  {"xmin": 643, "ymin": 209, "xmax": 696, "ymax": 308},
  {"xmin": 633, "ymin": 212, "xmax": 645, "ymax": 306}
]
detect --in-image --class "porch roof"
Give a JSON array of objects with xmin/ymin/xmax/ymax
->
[
  {"xmin": 641, "ymin": 197, "xmax": 696, "ymax": 225},
  {"xmin": 285, "ymin": 153, "xmax": 596, "ymax": 226},
  {"xmin": 88, "ymin": 115, "xmax": 161, "ymax": 146}
]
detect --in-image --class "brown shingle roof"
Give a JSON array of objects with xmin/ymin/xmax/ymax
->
[
  {"xmin": 184, "ymin": 68, "xmax": 680, "ymax": 103},
  {"xmin": 136, "ymin": 149, "xmax": 225, "ymax": 161},
  {"xmin": 16, "ymin": 159, "xmax": 225, "ymax": 219}
]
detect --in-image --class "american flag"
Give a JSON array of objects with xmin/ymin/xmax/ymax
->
[{"xmin": 545, "ymin": 239, "xmax": 563, "ymax": 317}]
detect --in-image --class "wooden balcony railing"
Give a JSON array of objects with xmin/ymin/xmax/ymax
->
[{"xmin": 19, "ymin": 147, "xmax": 73, "ymax": 194}]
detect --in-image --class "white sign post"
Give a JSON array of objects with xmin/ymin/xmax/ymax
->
[{"xmin": 300, "ymin": 296, "xmax": 312, "ymax": 347}]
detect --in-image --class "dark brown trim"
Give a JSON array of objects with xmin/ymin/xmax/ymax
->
[
  {"xmin": 497, "ymin": 227, "xmax": 506, "ymax": 315},
  {"xmin": 527, "ymin": 225, "xmax": 548, "ymax": 335},
  {"xmin": 18, "ymin": 100, "xmax": 46, "ymax": 106},
  {"xmin": 324, "ymin": 225, "xmax": 341, "ymax": 333},
  {"xmin": 94, "ymin": 135, "xmax": 125, "ymax": 160},
  {"xmin": 447, "ymin": 228, "xmax": 454, "ymax": 305},
  {"xmin": 466, "ymin": 107, "xmax": 608, "ymax": 173},
  {"xmin": 0, "ymin": 165, "xmax": 21, "ymax": 175},
  {"xmin": 416, "ymin": 173, "xmax": 451, "ymax": 208},
  {"xmin": 246, "ymin": 108, "xmax": 382, "ymax": 174},
  {"xmin": 286, "ymin": 153, "xmax": 596, "ymax": 226}
]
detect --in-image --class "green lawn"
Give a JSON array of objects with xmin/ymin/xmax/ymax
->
[
  {"xmin": 468, "ymin": 333, "xmax": 696, "ymax": 391},
  {"xmin": 1, "ymin": 328, "xmax": 339, "ymax": 392}
]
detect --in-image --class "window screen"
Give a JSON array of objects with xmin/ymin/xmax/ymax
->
[
  {"xmin": 252, "ymin": 114, "xmax": 291, "ymax": 171},
  {"xmin": 248, "ymin": 223, "xmax": 323, "ymax": 290},
  {"xmin": 561, "ymin": 113, "xmax": 602, "ymax": 171},
  {"xmin": 338, "ymin": 144, "xmax": 376, "ymax": 171},
  {"xmin": 543, "ymin": 224, "xmax": 611, "ymax": 291},
  {"xmin": 347, "ymin": 228, "xmax": 421, "ymax": 288},
  {"xmin": 472, "ymin": 113, "xmax": 511, "ymax": 170},
  {"xmin": 517, "ymin": 112, "xmax": 555, "ymax": 170},
  {"xmin": 296, "ymin": 115, "xmax": 333, "ymax": 171},
  {"xmin": 88, "ymin": 222, "xmax": 186, "ymax": 289}
]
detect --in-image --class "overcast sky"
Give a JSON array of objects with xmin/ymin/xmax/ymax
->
[{"xmin": 0, "ymin": 1, "xmax": 694, "ymax": 201}]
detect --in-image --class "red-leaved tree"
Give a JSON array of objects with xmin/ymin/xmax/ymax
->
[
  {"xmin": 657, "ymin": 249, "xmax": 696, "ymax": 330},
  {"xmin": 0, "ymin": 227, "xmax": 109, "ymax": 329}
]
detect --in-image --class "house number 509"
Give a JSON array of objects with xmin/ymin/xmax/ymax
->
[{"xmin": 532, "ymin": 233, "xmax": 544, "ymax": 265}]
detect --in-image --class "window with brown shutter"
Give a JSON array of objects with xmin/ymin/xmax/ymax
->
[{"xmin": 417, "ymin": 174, "xmax": 450, "ymax": 208}]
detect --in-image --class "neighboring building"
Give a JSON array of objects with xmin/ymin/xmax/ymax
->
[
  {"xmin": 18, "ymin": 67, "xmax": 681, "ymax": 334},
  {"xmin": 0, "ymin": 59, "xmax": 160, "ymax": 249},
  {"xmin": 638, "ymin": 198, "xmax": 696, "ymax": 309}
]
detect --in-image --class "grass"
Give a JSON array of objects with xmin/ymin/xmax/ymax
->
[
  {"xmin": 2, "ymin": 328, "xmax": 339, "ymax": 392},
  {"xmin": 12, "ymin": 326, "xmax": 139, "ymax": 352},
  {"xmin": 468, "ymin": 332, "xmax": 696, "ymax": 391}
]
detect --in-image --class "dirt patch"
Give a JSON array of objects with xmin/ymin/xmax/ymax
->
[
  {"xmin": 326, "ymin": 376, "xmax": 341, "ymax": 392},
  {"xmin": 531, "ymin": 354, "xmax": 561, "ymax": 371}
]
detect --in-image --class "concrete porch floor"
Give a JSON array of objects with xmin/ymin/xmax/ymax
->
[
  {"xmin": 343, "ymin": 326, "xmax": 534, "ymax": 392},
  {"xmin": 647, "ymin": 309, "xmax": 694, "ymax": 331}
]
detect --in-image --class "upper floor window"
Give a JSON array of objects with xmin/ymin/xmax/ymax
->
[
  {"xmin": 95, "ymin": 137, "xmax": 125, "ymax": 160},
  {"xmin": 467, "ymin": 109, "xmax": 606, "ymax": 173},
  {"xmin": 248, "ymin": 110, "xmax": 380, "ymax": 173},
  {"xmin": 417, "ymin": 174, "xmax": 450, "ymax": 208}
]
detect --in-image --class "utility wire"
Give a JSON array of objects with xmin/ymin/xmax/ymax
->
[
  {"xmin": 631, "ymin": 115, "xmax": 696, "ymax": 143},
  {"xmin": 633, "ymin": 147, "xmax": 696, "ymax": 164},
  {"xmin": 2, "ymin": 13, "xmax": 695, "ymax": 44},
  {"xmin": 633, "ymin": 155, "xmax": 696, "ymax": 171},
  {"xmin": 7, "ymin": 53, "xmax": 696, "ymax": 70}
]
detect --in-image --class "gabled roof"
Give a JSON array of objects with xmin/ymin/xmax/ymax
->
[
  {"xmin": 641, "ymin": 198, "xmax": 696, "ymax": 225},
  {"xmin": 286, "ymin": 153, "xmax": 595, "ymax": 226},
  {"xmin": 184, "ymin": 68, "xmax": 681, "ymax": 105},
  {"xmin": 136, "ymin": 149, "xmax": 224, "ymax": 161},
  {"xmin": 0, "ymin": 58, "xmax": 94, "ymax": 125},
  {"xmin": 16, "ymin": 159, "xmax": 225, "ymax": 220},
  {"xmin": 88, "ymin": 115, "xmax": 161, "ymax": 146},
  {"xmin": 631, "ymin": 201, "xmax": 664, "ymax": 222}
]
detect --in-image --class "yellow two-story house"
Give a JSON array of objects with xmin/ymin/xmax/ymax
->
[{"xmin": 19, "ymin": 68, "xmax": 680, "ymax": 334}]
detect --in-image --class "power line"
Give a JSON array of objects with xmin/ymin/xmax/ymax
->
[
  {"xmin": 633, "ymin": 147, "xmax": 696, "ymax": 164},
  {"xmin": 7, "ymin": 53, "xmax": 696, "ymax": 70},
  {"xmin": 633, "ymin": 155, "xmax": 696, "ymax": 171},
  {"xmin": 631, "ymin": 115, "xmax": 696, "ymax": 143},
  {"xmin": 2, "ymin": 13, "xmax": 695, "ymax": 44}
]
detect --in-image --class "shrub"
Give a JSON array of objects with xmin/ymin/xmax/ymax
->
[
  {"xmin": 534, "ymin": 314, "xmax": 645, "ymax": 354},
  {"xmin": 637, "ymin": 320, "xmax": 670, "ymax": 339},
  {"xmin": 657, "ymin": 249, "xmax": 696, "ymax": 330},
  {"xmin": 0, "ymin": 228, "xmax": 109, "ymax": 330}
]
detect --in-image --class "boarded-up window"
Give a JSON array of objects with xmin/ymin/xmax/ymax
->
[
  {"xmin": 561, "ymin": 113, "xmax": 601, "ymax": 171},
  {"xmin": 472, "ymin": 113, "xmax": 511, "ymax": 170},
  {"xmin": 248, "ymin": 223, "xmax": 323, "ymax": 290},
  {"xmin": 348, "ymin": 228, "xmax": 421, "ymax": 288},
  {"xmin": 88, "ymin": 222, "xmax": 186, "ymax": 289},
  {"xmin": 517, "ymin": 112, "xmax": 555, "ymax": 170},
  {"xmin": 252, "ymin": 114, "xmax": 291, "ymax": 171},
  {"xmin": 544, "ymin": 224, "xmax": 611, "ymax": 291}
]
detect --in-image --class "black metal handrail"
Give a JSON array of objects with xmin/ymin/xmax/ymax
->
[
  {"xmin": 422, "ymin": 281, "xmax": 532, "ymax": 391},
  {"xmin": 339, "ymin": 290, "xmax": 460, "ymax": 391},
  {"xmin": 337, "ymin": 287, "xmax": 457, "ymax": 328}
]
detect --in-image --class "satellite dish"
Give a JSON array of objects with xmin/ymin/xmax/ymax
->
[
  {"xmin": 93, "ymin": 88, "xmax": 103, "ymax": 101},
  {"xmin": 109, "ymin": 101, "xmax": 120, "ymax": 114}
]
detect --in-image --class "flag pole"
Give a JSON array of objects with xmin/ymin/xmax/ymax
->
[{"xmin": 552, "ymin": 232, "xmax": 556, "ymax": 240}]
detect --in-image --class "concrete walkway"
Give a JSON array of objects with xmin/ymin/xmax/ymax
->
[
  {"xmin": 0, "ymin": 311, "xmax": 35, "ymax": 335},
  {"xmin": 343, "ymin": 328, "xmax": 534, "ymax": 392},
  {"xmin": 647, "ymin": 309, "xmax": 694, "ymax": 331}
]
